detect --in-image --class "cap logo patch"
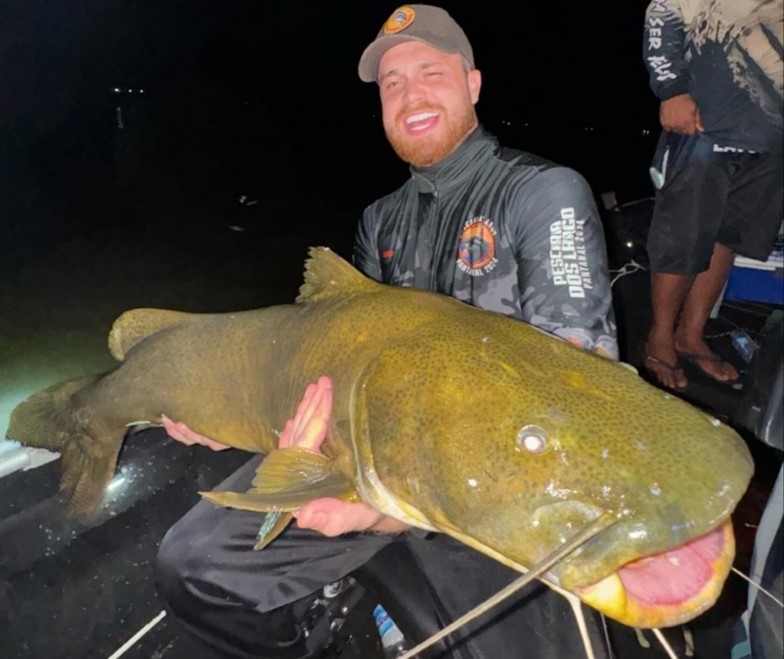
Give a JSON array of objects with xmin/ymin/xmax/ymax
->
[{"xmin": 384, "ymin": 6, "xmax": 415, "ymax": 34}]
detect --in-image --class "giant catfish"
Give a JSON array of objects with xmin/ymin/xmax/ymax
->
[{"xmin": 7, "ymin": 247, "xmax": 753, "ymax": 630}]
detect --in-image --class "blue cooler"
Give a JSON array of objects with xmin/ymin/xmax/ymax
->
[{"xmin": 724, "ymin": 238, "xmax": 784, "ymax": 305}]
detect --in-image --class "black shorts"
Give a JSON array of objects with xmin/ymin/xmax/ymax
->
[{"xmin": 647, "ymin": 131, "xmax": 783, "ymax": 275}]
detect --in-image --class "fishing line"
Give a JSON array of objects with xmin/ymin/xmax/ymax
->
[
  {"xmin": 609, "ymin": 260, "xmax": 647, "ymax": 287},
  {"xmin": 732, "ymin": 566, "xmax": 784, "ymax": 607},
  {"xmin": 397, "ymin": 512, "xmax": 618, "ymax": 659}
]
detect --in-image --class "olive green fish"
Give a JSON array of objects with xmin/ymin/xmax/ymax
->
[{"xmin": 7, "ymin": 247, "xmax": 753, "ymax": 629}]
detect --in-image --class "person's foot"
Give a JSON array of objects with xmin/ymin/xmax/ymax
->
[
  {"xmin": 675, "ymin": 347, "xmax": 740, "ymax": 384},
  {"xmin": 644, "ymin": 341, "xmax": 688, "ymax": 391}
]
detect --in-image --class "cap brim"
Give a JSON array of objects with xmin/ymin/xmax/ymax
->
[{"xmin": 358, "ymin": 34, "xmax": 458, "ymax": 83}]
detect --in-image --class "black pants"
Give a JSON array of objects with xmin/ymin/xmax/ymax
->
[{"xmin": 156, "ymin": 455, "xmax": 612, "ymax": 659}]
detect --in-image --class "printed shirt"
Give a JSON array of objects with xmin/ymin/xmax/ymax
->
[
  {"xmin": 353, "ymin": 127, "xmax": 619, "ymax": 360},
  {"xmin": 643, "ymin": 0, "xmax": 784, "ymax": 154}
]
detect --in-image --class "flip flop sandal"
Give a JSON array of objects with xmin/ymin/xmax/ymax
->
[
  {"xmin": 676, "ymin": 351, "xmax": 740, "ymax": 384},
  {"xmin": 644, "ymin": 354, "xmax": 688, "ymax": 390}
]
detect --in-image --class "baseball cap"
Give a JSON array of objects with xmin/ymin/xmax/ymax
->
[{"xmin": 358, "ymin": 5, "xmax": 475, "ymax": 83}]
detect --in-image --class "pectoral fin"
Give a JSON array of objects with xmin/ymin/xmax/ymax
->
[
  {"xmin": 254, "ymin": 511, "xmax": 294, "ymax": 550},
  {"xmin": 199, "ymin": 447, "xmax": 357, "ymax": 512}
]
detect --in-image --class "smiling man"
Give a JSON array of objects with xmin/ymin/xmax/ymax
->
[
  {"xmin": 376, "ymin": 41, "xmax": 480, "ymax": 167},
  {"xmin": 354, "ymin": 5, "xmax": 617, "ymax": 359},
  {"xmin": 156, "ymin": 6, "xmax": 620, "ymax": 659}
]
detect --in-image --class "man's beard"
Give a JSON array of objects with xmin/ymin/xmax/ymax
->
[{"xmin": 384, "ymin": 102, "xmax": 478, "ymax": 167}]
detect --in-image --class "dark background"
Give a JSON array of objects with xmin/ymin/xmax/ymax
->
[
  {"xmin": 1, "ymin": 5, "xmax": 780, "ymax": 659},
  {"xmin": 1, "ymin": 0, "xmax": 658, "ymax": 273}
]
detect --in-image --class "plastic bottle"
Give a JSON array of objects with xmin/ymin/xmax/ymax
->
[
  {"xmin": 731, "ymin": 328, "xmax": 758, "ymax": 364},
  {"xmin": 373, "ymin": 604, "xmax": 409, "ymax": 658}
]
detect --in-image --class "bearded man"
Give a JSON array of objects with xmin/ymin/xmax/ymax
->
[
  {"xmin": 156, "ymin": 6, "xmax": 619, "ymax": 659},
  {"xmin": 354, "ymin": 5, "xmax": 617, "ymax": 359}
]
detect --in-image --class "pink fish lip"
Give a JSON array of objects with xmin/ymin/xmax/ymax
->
[
  {"xmin": 612, "ymin": 519, "xmax": 731, "ymax": 606},
  {"xmin": 572, "ymin": 519, "xmax": 736, "ymax": 628},
  {"xmin": 402, "ymin": 110, "xmax": 440, "ymax": 136}
]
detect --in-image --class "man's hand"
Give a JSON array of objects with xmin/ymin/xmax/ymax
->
[
  {"xmin": 161, "ymin": 415, "xmax": 231, "ymax": 451},
  {"xmin": 284, "ymin": 376, "xmax": 411, "ymax": 536},
  {"xmin": 659, "ymin": 93, "xmax": 704, "ymax": 134}
]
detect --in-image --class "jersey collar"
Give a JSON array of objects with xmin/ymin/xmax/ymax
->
[{"xmin": 410, "ymin": 125, "xmax": 497, "ymax": 194}]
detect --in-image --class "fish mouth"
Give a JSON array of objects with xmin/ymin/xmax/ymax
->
[{"xmin": 576, "ymin": 519, "xmax": 735, "ymax": 628}]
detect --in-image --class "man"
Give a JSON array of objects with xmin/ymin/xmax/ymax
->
[
  {"xmin": 157, "ymin": 5, "xmax": 618, "ymax": 658},
  {"xmin": 642, "ymin": 0, "xmax": 783, "ymax": 390}
]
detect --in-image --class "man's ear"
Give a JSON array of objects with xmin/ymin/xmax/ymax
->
[{"xmin": 468, "ymin": 69, "xmax": 482, "ymax": 104}]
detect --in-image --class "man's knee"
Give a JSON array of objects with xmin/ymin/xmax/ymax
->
[
  {"xmin": 155, "ymin": 520, "xmax": 314, "ymax": 659},
  {"xmin": 155, "ymin": 518, "xmax": 206, "ymax": 614}
]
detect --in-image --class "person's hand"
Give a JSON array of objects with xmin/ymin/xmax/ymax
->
[
  {"xmin": 277, "ymin": 375, "xmax": 334, "ymax": 451},
  {"xmin": 659, "ymin": 93, "xmax": 704, "ymax": 134},
  {"xmin": 161, "ymin": 415, "xmax": 231, "ymax": 451},
  {"xmin": 283, "ymin": 376, "xmax": 410, "ymax": 536}
]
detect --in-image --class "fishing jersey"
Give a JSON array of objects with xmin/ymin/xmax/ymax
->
[
  {"xmin": 353, "ymin": 127, "xmax": 619, "ymax": 360},
  {"xmin": 644, "ymin": 0, "xmax": 783, "ymax": 153}
]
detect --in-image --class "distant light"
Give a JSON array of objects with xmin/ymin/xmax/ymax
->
[
  {"xmin": 139, "ymin": 89, "xmax": 144, "ymax": 94},
  {"xmin": 113, "ymin": 88, "xmax": 121, "ymax": 93},
  {"xmin": 128, "ymin": 89, "xmax": 132, "ymax": 93}
]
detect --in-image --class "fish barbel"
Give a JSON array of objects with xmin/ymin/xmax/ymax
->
[{"xmin": 7, "ymin": 247, "xmax": 753, "ymax": 629}]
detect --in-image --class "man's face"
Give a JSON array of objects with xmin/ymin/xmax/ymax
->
[{"xmin": 377, "ymin": 41, "xmax": 481, "ymax": 167}]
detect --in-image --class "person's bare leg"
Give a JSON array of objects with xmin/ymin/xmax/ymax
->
[
  {"xmin": 674, "ymin": 243, "xmax": 739, "ymax": 382},
  {"xmin": 645, "ymin": 272, "xmax": 693, "ymax": 390}
]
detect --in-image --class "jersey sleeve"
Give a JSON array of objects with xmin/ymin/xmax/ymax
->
[
  {"xmin": 352, "ymin": 207, "xmax": 383, "ymax": 282},
  {"xmin": 508, "ymin": 167, "xmax": 619, "ymax": 360},
  {"xmin": 643, "ymin": 0, "xmax": 691, "ymax": 100}
]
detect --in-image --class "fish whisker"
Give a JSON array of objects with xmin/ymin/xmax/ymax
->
[
  {"xmin": 563, "ymin": 591, "xmax": 597, "ymax": 659},
  {"xmin": 634, "ymin": 627, "xmax": 652, "ymax": 649},
  {"xmin": 397, "ymin": 512, "xmax": 617, "ymax": 659},
  {"xmin": 651, "ymin": 627, "xmax": 679, "ymax": 659},
  {"xmin": 683, "ymin": 626, "xmax": 695, "ymax": 657},
  {"xmin": 732, "ymin": 566, "xmax": 784, "ymax": 607},
  {"xmin": 599, "ymin": 614, "xmax": 617, "ymax": 659}
]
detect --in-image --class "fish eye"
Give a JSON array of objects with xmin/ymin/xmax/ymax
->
[{"xmin": 516, "ymin": 425, "xmax": 547, "ymax": 453}]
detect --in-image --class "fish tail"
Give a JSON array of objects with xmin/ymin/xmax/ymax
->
[
  {"xmin": 7, "ymin": 377, "xmax": 96, "ymax": 450},
  {"xmin": 7, "ymin": 376, "xmax": 125, "ymax": 516}
]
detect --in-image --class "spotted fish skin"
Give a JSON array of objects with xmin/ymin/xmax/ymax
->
[{"xmin": 7, "ymin": 247, "xmax": 753, "ymax": 628}]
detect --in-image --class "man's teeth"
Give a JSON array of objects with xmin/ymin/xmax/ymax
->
[{"xmin": 405, "ymin": 112, "xmax": 438, "ymax": 125}]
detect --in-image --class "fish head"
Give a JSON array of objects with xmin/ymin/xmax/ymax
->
[{"xmin": 349, "ymin": 316, "xmax": 753, "ymax": 628}]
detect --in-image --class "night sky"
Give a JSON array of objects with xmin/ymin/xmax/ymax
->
[{"xmin": 1, "ymin": 0, "xmax": 659, "ymax": 269}]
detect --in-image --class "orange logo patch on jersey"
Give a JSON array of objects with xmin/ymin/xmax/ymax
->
[
  {"xmin": 384, "ymin": 6, "xmax": 416, "ymax": 34},
  {"xmin": 458, "ymin": 218, "xmax": 497, "ymax": 272}
]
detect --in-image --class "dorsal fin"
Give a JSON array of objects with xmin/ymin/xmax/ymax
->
[
  {"xmin": 108, "ymin": 308, "xmax": 195, "ymax": 361},
  {"xmin": 296, "ymin": 246, "xmax": 377, "ymax": 304}
]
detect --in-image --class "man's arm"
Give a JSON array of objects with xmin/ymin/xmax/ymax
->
[
  {"xmin": 643, "ymin": 0, "xmax": 702, "ymax": 133},
  {"xmin": 164, "ymin": 378, "xmax": 410, "ymax": 536},
  {"xmin": 352, "ymin": 207, "xmax": 383, "ymax": 281},
  {"xmin": 510, "ymin": 168, "xmax": 619, "ymax": 360},
  {"xmin": 643, "ymin": 0, "xmax": 689, "ymax": 100}
]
